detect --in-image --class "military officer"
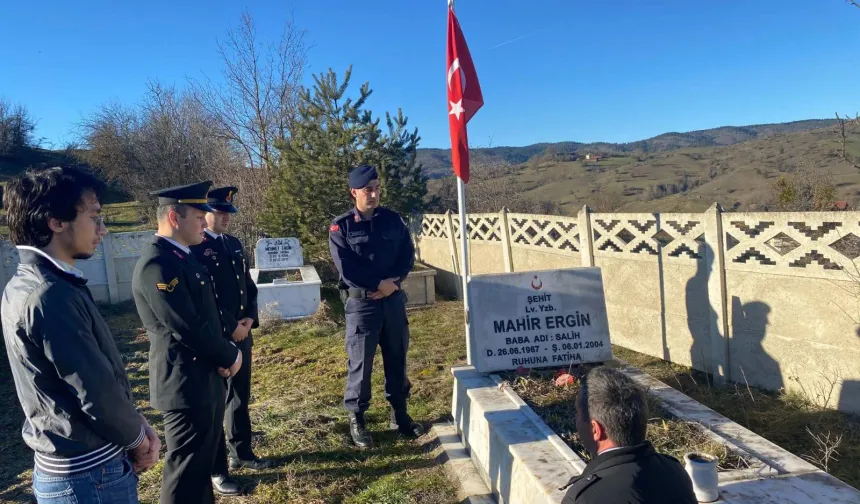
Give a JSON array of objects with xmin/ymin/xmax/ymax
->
[
  {"xmin": 328, "ymin": 165, "xmax": 424, "ymax": 449},
  {"xmin": 132, "ymin": 181, "xmax": 242, "ymax": 504},
  {"xmin": 190, "ymin": 186, "xmax": 272, "ymax": 497}
]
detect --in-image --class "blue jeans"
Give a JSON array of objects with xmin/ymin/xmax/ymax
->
[{"xmin": 32, "ymin": 454, "xmax": 139, "ymax": 504}]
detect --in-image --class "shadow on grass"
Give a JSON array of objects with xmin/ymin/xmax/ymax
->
[{"xmin": 236, "ymin": 435, "xmax": 442, "ymax": 496}]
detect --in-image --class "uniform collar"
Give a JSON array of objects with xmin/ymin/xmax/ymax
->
[
  {"xmin": 17, "ymin": 246, "xmax": 86, "ymax": 279},
  {"xmin": 597, "ymin": 446, "xmax": 626, "ymax": 456},
  {"xmin": 351, "ymin": 207, "xmax": 378, "ymax": 222},
  {"xmin": 204, "ymin": 229, "xmax": 222, "ymax": 240},
  {"xmin": 155, "ymin": 234, "xmax": 191, "ymax": 254}
]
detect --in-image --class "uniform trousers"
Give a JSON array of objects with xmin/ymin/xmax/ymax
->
[
  {"xmin": 213, "ymin": 336, "xmax": 254, "ymax": 476},
  {"xmin": 161, "ymin": 392, "xmax": 225, "ymax": 504},
  {"xmin": 343, "ymin": 290, "xmax": 411, "ymax": 413}
]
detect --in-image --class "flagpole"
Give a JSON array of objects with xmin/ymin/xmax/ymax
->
[{"xmin": 449, "ymin": 0, "xmax": 473, "ymax": 366}]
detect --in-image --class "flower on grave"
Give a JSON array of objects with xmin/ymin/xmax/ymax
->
[
  {"xmin": 515, "ymin": 366, "xmax": 530, "ymax": 377},
  {"xmin": 554, "ymin": 372, "xmax": 576, "ymax": 387}
]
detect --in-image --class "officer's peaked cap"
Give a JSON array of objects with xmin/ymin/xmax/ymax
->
[
  {"xmin": 348, "ymin": 165, "xmax": 378, "ymax": 189},
  {"xmin": 151, "ymin": 181, "xmax": 214, "ymax": 212},
  {"xmin": 207, "ymin": 186, "xmax": 239, "ymax": 214}
]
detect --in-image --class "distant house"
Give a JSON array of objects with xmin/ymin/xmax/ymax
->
[{"xmin": 585, "ymin": 153, "xmax": 601, "ymax": 162}]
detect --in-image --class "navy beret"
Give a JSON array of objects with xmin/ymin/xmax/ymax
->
[{"xmin": 348, "ymin": 165, "xmax": 378, "ymax": 189}]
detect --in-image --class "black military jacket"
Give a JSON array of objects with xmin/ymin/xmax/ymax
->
[
  {"xmin": 132, "ymin": 236, "xmax": 239, "ymax": 411},
  {"xmin": 328, "ymin": 207, "xmax": 415, "ymax": 292},
  {"xmin": 190, "ymin": 231, "xmax": 259, "ymax": 345}
]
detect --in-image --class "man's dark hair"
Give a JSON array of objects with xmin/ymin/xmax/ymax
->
[
  {"xmin": 156, "ymin": 204, "xmax": 189, "ymax": 222},
  {"xmin": 4, "ymin": 166, "xmax": 105, "ymax": 247},
  {"xmin": 577, "ymin": 367, "xmax": 648, "ymax": 447}
]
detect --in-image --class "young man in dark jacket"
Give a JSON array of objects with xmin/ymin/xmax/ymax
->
[
  {"xmin": 1, "ymin": 167, "xmax": 160, "ymax": 504},
  {"xmin": 562, "ymin": 367, "xmax": 697, "ymax": 504}
]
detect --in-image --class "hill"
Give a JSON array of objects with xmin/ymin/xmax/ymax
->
[
  {"xmin": 427, "ymin": 121, "xmax": 860, "ymax": 215},
  {"xmin": 0, "ymin": 147, "xmax": 129, "ymax": 203},
  {"xmin": 417, "ymin": 119, "xmax": 838, "ymax": 179}
]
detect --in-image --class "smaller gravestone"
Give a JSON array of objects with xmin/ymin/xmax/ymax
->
[
  {"xmin": 469, "ymin": 268, "xmax": 612, "ymax": 373},
  {"xmin": 254, "ymin": 237, "xmax": 303, "ymax": 270}
]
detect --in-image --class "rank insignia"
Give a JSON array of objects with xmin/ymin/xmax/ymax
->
[{"xmin": 156, "ymin": 278, "xmax": 179, "ymax": 293}]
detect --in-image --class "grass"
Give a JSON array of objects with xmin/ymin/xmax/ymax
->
[
  {"xmin": 0, "ymin": 289, "xmax": 467, "ymax": 504},
  {"xmin": 103, "ymin": 202, "xmax": 150, "ymax": 233},
  {"xmin": 2, "ymin": 293, "xmax": 859, "ymax": 500},
  {"xmin": 613, "ymin": 345, "xmax": 860, "ymax": 487},
  {"xmin": 501, "ymin": 368, "xmax": 753, "ymax": 471}
]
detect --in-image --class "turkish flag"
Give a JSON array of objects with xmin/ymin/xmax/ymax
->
[{"xmin": 447, "ymin": 7, "xmax": 483, "ymax": 183}]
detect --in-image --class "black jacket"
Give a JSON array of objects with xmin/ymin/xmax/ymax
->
[
  {"xmin": 328, "ymin": 207, "xmax": 415, "ymax": 292},
  {"xmin": 132, "ymin": 236, "xmax": 239, "ymax": 411},
  {"xmin": 189, "ymin": 231, "xmax": 259, "ymax": 346},
  {"xmin": 1, "ymin": 248, "xmax": 144, "ymax": 473},
  {"xmin": 562, "ymin": 442, "xmax": 697, "ymax": 504}
]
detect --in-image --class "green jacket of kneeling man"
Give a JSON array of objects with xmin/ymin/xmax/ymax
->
[{"xmin": 561, "ymin": 367, "xmax": 697, "ymax": 504}]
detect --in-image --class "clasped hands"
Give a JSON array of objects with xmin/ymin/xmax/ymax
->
[
  {"xmin": 217, "ymin": 318, "xmax": 254, "ymax": 378},
  {"xmin": 367, "ymin": 278, "xmax": 401, "ymax": 300}
]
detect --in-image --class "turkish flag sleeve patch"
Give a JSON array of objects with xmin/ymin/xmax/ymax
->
[{"xmin": 329, "ymin": 224, "xmax": 340, "ymax": 232}]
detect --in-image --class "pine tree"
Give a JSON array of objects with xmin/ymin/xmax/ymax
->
[
  {"xmin": 375, "ymin": 109, "xmax": 429, "ymax": 218},
  {"xmin": 260, "ymin": 67, "xmax": 428, "ymax": 261}
]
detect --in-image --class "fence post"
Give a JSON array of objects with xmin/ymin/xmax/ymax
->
[
  {"xmin": 499, "ymin": 207, "xmax": 514, "ymax": 272},
  {"xmin": 101, "ymin": 232, "xmax": 120, "ymax": 304},
  {"xmin": 703, "ymin": 203, "xmax": 730, "ymax": 385},
  {"xmin": 444, "ymin": 210, "xmax": 462, "ymax": 299},
  {"xmin": 578, "ymin": 205, "xmax": 595, "ymax": 267}
]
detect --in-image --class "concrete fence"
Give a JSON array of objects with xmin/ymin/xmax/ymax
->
[
  {"xmin": 414, "ymin": 205, "xmax": 860, "ymax": 415},
  {"xmin": 0, "ymin": 231, "xmax": 157, "ymax": 305}
]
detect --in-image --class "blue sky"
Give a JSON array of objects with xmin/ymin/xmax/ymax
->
[{"xmin": 2, "ymin": 0, "xmax": 859, "ymax": 149}]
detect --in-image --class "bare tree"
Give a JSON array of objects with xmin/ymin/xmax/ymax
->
[
  {"xmin": 189, "ymin": 11, "xmax": 308, "ymax": 171},
  {"xmin": 772, "ymin": 162, "xmax": 836, "ymax": 211},
  {"xmin": 79, "ymin": 82, "xmax": 242, "ymax": 216},
  {"xmin": 836, "ymin": 112, "xmax": 860, "ymax": 169},
  {"xmin": 0, "ymin": 98, "xmax": 36, "ymax": 155}
]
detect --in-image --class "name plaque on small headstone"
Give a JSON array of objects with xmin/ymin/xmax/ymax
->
[
  {"xmin": 469, "ymin": 268, "xmax": 612, "ymax": 373},
  {"xmin": 254, "ymin": 238, "xmax": 303, "ymax": 269}
]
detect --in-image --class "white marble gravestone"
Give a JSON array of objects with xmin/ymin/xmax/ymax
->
[
  {"xmin": 249, "ymin": 237, "xmax": 320, "ymax": 320},
  {"xmin": 254, "ymin": 237, "xmax": 303, "ymax": 270},
  {"xmin": 469, "ymin": 268, "xmax": 612, "ymax": 373}
]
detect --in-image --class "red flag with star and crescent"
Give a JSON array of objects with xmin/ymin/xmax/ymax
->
[{"xmin": 447, "ymin": 6, "xmax": 483, "ymax": 183}]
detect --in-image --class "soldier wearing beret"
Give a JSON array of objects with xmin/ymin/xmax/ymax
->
[
  {"xmin": 132, "ymin": 181, "xmax": 242, "ymax": 504},
  {"xmin": 328, "ymin": 165, "xmax": 424, "ymax": 448},
  {"xmin": 190, "ymin": 186, "xmax": 271, "ymax": 497}
]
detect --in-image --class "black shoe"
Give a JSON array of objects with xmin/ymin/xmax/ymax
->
[
  {"xmin": 390, "ymin": 409, "xmax": 425, "ymax": 438},
  {"xmin": 228, "ymin": 456, "xmax": 273, "ymax": 471},
  {"xmin": 349, "ymin": 412, "xmax": 373, "ymax": 449},
  {"xmin": 211, "ymin": 475, "xmax": 242, "ymax": 496}
]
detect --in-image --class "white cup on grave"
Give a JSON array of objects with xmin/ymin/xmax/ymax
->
[{"xmin": 684, "ymin": 452, "xmax": 719, "ymax": 503}]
